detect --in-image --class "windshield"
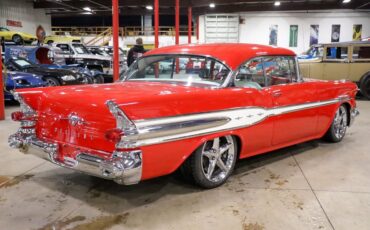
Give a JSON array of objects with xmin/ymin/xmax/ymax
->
[
  {"xmin": 13, "ymin": 58, "xmax": 33, "ymax": 69},
  {"xmin": 72, "ymin": 44, "xmax": 90, "ymax": 54},
  {"xmin": 121, "ymin": 55, "xmax": 230, "ymax": 87},
  {"xmin": 306, "ymin": 46, "xmax": 323, "ymax": 58}
]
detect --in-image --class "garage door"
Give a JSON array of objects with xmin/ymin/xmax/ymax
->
[{"xmin": 205, "ymin": 14, "xmax": 239, "ymax": 43}]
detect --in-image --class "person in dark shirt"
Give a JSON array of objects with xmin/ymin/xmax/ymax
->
[{"xmin": 127, "ymin": 38, "xmax": 145, "ymax": 66}]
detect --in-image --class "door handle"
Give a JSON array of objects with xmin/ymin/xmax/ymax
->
[{"xmin": 272, "ymin": 91, "xmax": 282, "ymax": 97}]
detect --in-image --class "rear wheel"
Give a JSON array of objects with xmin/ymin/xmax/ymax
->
[
  {"xmin": 44, "ymin": 77, "xmax": 60, "ymax": 87},
  {"xmin": 181, "ymin": 135, "xmax": 238, "ymax": 189},
  {"xmin": 324, "ymin": 105, "xmax": 348, "ymax": 143},
  {"xmin": 12, "ymin": 34, "xmax": 23, "ymax": 44},
  {"xmin": 360, "ymin": 75, "xmax": 370, "ymax": 100}
]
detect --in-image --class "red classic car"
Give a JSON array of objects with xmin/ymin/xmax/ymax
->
[{"xmin": 9, "ymin": 43, "xmax": 359, "ymax": 188}]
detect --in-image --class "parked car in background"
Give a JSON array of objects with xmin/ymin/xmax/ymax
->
[
  {"xmin": 9, "ymin": 43, "xmax": 358, "ymax": 189},
  {"xmin": 87, "ymin": 45, "xmax": 128, "ymax": 72},
  {"xmin": 3, "ymin": 70, "xmax": 46, "ymax": 101},
  {"xmin": 298, "ymin": 44, "xmax": 324, "ymax": 61},
  {"xmin": 0, "ymin": 27, "xmax": 37, "ymax": 44},
  {"xmin": 299, "ymin": 41, "xmax": 370, "ymax": 99},
  {"xmin": 51, "ymin": 43, "xmax": 114, "ymax": 82},
  {"xmin": 5, "ymin": 57, "xmax": 89, "ymax": 86},
  {"xmin": 44, "ymin": 35, "xmax": 82, "ymax": 45}
]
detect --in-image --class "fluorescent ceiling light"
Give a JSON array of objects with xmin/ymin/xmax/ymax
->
[
  {"xmin": 146, "ymin": 5, "xmax": 153, "ymax": 10},
  {"xmin": 82, "ymin": 11, "xmax": 93, "ymax": 15},
  {"xmin": 274, "ymin": 1, "xmax": 281, "ymax": 6},
  {"xmin": 209, "ymin": 3, "xmax": 215, "ymax": 8},
  {"xmin": 83, "ymin": 7, "xmax": 92, "ymax": 12},
  {"xmin": 342, "ymin": 0, "xmax": 351, "ymax": 3}
]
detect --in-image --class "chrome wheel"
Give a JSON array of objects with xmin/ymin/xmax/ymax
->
[
  {"xmin": 200, "ymin": 136, "xmax": 236, "ymax": 183},
  {"xmin": 333, "ymin": 106, "xmax": 348, "ymax": 140},
  {"xmin": 45, "ymin": 78, "xmax": 59, "ymax": 87}
]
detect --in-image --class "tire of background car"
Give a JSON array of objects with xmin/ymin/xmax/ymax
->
[
  {"xmin": 359, "ymin": 73, "xmax": 370, "ymax": 100},
  {"xmin": 92, "ymin": 74, "xmax": 104, "ymax": 84},
  {"xmin": 12, "ymin": 34, "xmax": 23, "ymax": 45},
  {"xmin": 181, "ymin": 135, "xmax": 238, "ymax": 188},
  {"xmin": 47, "ymin": 40, "xmax": 54, "ymax": 45},
  {"xmin": 44, "ymin": 77, "xmax": 60, "ymax": 87},
  {"xmin": 323, "ymin": 104, "xmax": 348, "ymax": 143}
]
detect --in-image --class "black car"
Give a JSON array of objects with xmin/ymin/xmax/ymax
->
[{"xmin": 5, "ymin": 57, "xmax": 89, "ymax": 86}]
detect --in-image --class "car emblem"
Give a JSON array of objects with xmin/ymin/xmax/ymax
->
[{"xmin": 68, "ymin": 113, "xmax": 85, "ymax": 126}]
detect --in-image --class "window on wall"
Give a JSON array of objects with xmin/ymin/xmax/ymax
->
[
  {"xmin": 325, "ymin": 47, "xmax": 348, "ymax": 60},
  {"xmin": 353, "ymin": 46, "xmax": 370, "ymax": 60}
]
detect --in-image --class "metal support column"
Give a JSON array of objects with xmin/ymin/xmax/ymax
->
[
  {"xmin": 112, "ymin": 0, "xmax": 120, "ymax": 81},
  {"xmin": 154, "ymin": 0, "xmax": 159, "ymax": 48},
  {"xmin": 188, "ymin": 6, "xmax": 192, "ymax": 44},
  {"xmin": 175, "ymin": 0, "xmax": 180, "ymax": 45},
  {"xmin": 0, "ymin": 39, "xmax": 4, "ymax": 120}
]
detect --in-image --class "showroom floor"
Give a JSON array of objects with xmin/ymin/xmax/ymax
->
[{"xmin": 0, "ymin": 100, "xmax": 369, "ymax": 230}]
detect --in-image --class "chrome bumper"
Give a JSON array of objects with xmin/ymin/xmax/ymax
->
[
  {"xmin": 349, "ymin": 107, "xmax": 360, "ymax": 127},
  {"xmin": 8, "ymin": 134, "xmax": 142, "ymax": 185}
]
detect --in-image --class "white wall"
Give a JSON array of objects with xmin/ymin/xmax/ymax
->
[
  {"xmin": 199, "ymin": 11, "xmax": 370, "ymax": 54},
  {"xmin": 0, "ymin": 0, "xmax": 51, "ymax": 35},
  {"xmin": 107, "ymin": 36, "xmax": 197, "ymax": 48}
]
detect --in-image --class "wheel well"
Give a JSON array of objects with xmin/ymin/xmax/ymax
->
[
  {"xmin": 342, "ymin": 102, "xmax": 351, "ymax": 126},
  {"xmin": 232, "ymin": 135, "xmax": 242, "ymax": 159}
]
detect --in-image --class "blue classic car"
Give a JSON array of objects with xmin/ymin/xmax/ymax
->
[{"xmin": 3, "ymin": 71, "xmax": 46, "ymax": 101}]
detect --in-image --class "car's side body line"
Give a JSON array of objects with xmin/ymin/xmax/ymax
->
[{"xmin": 116, "ymin": 97, "xmax": 346, "ymax": 149}]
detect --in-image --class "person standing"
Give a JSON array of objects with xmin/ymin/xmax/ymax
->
[{"xmin": 127, "ymin": 37, "xmax": 145, "ymax": 66}]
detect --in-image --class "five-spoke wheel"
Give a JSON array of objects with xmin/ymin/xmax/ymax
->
[
  {"xmin": 324, "ymin": 104, "xmax": 348, "ymax": 142},
  {"xmin": 181, "ymin": 135, "xmax": 238, "ymax": 188}
]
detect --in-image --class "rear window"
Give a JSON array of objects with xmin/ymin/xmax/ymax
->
[{"xmin": 353, "ymin": 46, "xmax": 370, "ymax": 59}]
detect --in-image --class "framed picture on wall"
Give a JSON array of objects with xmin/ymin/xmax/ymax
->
[
  {"xmin": 331, "ymin": 24, "xmax": 340, "ymax": 42},
  {"xmin": 269, "ymin": 25, "xmax": 278, "ymax": 46},
  {"xmin": 289, "ymin": 25, "xmax": 298, "ymax": 47},
  {"xmin": 353, "ymin": 24, "xmax": 362, "ymax": 41},
  {"xmin": 310, "ymin": 25, "xmax": 319, "ymax": 46}
]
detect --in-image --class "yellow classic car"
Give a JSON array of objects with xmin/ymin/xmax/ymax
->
[
  {"xmin": 299, "ymin": 41, "xmax": 370, "ymax": 99},
  {"xmin": 0, "ymin": 27, "xmax": 37, "ymax": 44},
  {"xmin": 44, "ymin": 35, "xmax": 82, "ymax": 45}
]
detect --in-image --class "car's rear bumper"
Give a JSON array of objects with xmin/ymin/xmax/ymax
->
[{"xmin": 8, "ymin": 133, "xmax": 142, "ymax": 185}]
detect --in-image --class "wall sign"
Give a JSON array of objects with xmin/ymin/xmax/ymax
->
[
  {"xmin": 269, "ymin": 25, "xmax": 278, "ymax": 46},
  {"xmin": 310, "ymin": 25, "xmax": 319, "ymax": 46},
  {"xmin": 6, "ymin": 20, "xmax": 22, "ymax": 28},
  {"xmin": 353, "ymin": 24, "xmax": 362, "ymax": 41},
  {"xmin": 331, "ymin": 25, "xmax": 340, "ymax": 42},
  {"xmin": 289, "ymin": 25, "xmax": 298, "ymax": 47}
]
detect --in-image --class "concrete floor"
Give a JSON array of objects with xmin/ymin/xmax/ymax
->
[{"xmin": 0, "ymin": 100, "xmax": 369, "ymax": 230}]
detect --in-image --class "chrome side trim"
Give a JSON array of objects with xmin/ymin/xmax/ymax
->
[{"xmin": 115, "ymin": 97, "xmax": 345, "ymax": 148}]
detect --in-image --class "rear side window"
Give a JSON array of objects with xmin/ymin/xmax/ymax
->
[
  {"xmin": 235, "ymin": 56, "xmax": 297, "ymax": 89},
  {"xmin": 353, "ymin": 46, "xmax": 370, "ymax": 60},
  {"xmin": 325, "ymin": 47, "xmax": 348, "ymax": 60}
]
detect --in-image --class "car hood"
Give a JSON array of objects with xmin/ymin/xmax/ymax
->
[{"xmin": 76, "ymin": 54, "xmax": 111, "ymax": 61}]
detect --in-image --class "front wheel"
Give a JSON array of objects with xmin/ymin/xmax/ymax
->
[
  {"xmin": 44, "ymin": 77, "xmax": 60, "ymax": 87},
  {"xmin": 324, "ymin": 105, "xmax": 348, "ymax": 143},
  {"xmin": 12, "ymin": 34, "xmax": 23, "ymax": 44},
  {"xmin": 360, "ymin": 75, "xmax": 370, "ymax": 100},
  {"xmin": 181, "ymin": 135, "xmax": 238, "ymax": 189}
]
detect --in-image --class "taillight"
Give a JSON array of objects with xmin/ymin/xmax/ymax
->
[
  {"xmin": 105, "ymin": 128, "xmax": 124, "ymax": 143},
  {"xmin": 11, "ymin": 111, "xmax": 37, "ymax": 122}
]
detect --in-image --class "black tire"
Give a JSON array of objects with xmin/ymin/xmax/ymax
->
[
  {"xmin": 181, "ymin": 135, "xmax": 238, "ymax": 189},
  {"xmin": 12, "ymin": 34, "xmax": 23, "ymax": 44},
  {"xmin": 44, "ymin": 77, "xmax": 60, "ymax": 87},
  {"xmin": 323, "ymin": 104, "xmax": 348, "ymax": 143},
  {"xmin": 92, "ymin": 74, "xmax": 105, "ymax": 84},
  {"xmin": 360, "ymin": 75, "xmax": 370, "ymax": 100}
]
